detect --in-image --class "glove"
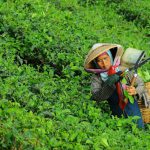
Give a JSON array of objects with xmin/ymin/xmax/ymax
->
[{"xmin": 105, "ymin": 74, "xmax": 120, "ymax": 86}]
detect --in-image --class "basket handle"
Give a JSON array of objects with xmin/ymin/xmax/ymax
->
[{"xmin": 131, "ymin": 74, "xmax": 137, "ymax": 86}]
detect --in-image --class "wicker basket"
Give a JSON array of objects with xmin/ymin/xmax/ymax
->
[
  {"xmin": 138, "ymin": 82, "xmax": 150, "ymax": 123},
  {"xmin": 138, "ymin": 101, "xmax": 150, "ymax": 123}
]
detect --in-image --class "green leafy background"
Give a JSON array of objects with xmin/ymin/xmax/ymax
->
[{"xmin": 0, "ymin": 0, "xmax": 150, "ymax": 149}]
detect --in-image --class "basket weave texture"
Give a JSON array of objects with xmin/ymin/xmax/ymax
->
[{"xmin": 138, "ymin": 82, "xmax": 150, "ymax": 123}]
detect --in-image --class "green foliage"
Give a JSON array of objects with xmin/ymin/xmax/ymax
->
[
  {"xmin": 138, "ymin": 69, "xmax": 150, "ymax": 82},
  {"xmin": 78, "ymin": 0, "xmax": 100, "ymax": 6},
  {"xmin": 105, "ymin": 0, "xmax": 150, "ymax": 28},
  {"xmin": 122, "ymin": 77, "xmax": 134, "ymax": 104},
  {"xmin": 0, "ymin": 0, "xmax": 150, "ymax": 149},
  {"xmin": 124, "ymin": 90, "xmax": 134, "ymax": 104}
]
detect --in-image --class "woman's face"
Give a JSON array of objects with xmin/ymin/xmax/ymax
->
[{"xmin": 96, "ymin": 53, "xmax": 112, "ymax": 70}]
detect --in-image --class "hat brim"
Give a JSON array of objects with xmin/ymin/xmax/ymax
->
[{"xmin": 84, "ymin": 43, "xmax": 124, "ymax": 70}]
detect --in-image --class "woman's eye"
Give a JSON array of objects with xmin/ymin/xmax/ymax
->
[
  {"xmin": 104, "ymin": 57, "xmax": 109, "ymax": 61},
  {"xmin": 98, "ymin": 60, "xmax": 102, "ymax": 62}
]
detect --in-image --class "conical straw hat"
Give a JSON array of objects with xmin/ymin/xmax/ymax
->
[{"xmin": 84, "ymin": 43, "xmax": 124, "ymax": 70}]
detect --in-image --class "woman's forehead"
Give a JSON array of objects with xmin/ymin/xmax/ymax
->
[{"xmin": 97, "ymin": 53, "xmax": 109, "ymax": 59}]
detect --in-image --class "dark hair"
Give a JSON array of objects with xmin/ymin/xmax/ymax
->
[{"xmin": 92, "ymin": 59, "xmax": 100, "ymax": 69}]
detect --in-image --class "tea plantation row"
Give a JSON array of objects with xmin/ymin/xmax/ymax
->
[{"xmin": 0, "ymin": 0, "xmax": 150, "ymax": 149}]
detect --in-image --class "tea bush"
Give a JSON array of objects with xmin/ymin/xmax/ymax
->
[
  {"xmin": 105, "ymin": 0, "xmax": 150, "ymax": 28},
  {"xmin": 0, "ymin": 0, "xmax": 150, "ymax": 149}
]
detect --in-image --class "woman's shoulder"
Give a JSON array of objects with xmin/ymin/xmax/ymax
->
[
  {"xmin": 91, "ymin": 73, "xmax": 100, "ymax": 78},
  {"xmin": 91, "ymin": 74, "xmax": 102, "ymax": 82}
]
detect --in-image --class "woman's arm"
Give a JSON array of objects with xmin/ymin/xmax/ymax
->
[
  {"xmin": 125, "ymin": 72, "xmax": 144, "ymax": 98},
  {"xmin": 91, "ymin": 74, "xmax": 116, "ymax": 102},
  {"xmin": 135, "ymin": 75, "xmax": 145, "ymax": 97}
]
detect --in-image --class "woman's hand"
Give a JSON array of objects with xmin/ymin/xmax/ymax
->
[
  {"xmin": 105, "ymin": 74, "xmax": 120, "ymax": 86},
  {"xmin": 126, "ymin": 86, "xmax": 137, "ymax": 96}
]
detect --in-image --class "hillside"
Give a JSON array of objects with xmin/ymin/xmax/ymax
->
[{"xmin": 0, "ymin": 0, "xmax": 150, "ymax": 149}]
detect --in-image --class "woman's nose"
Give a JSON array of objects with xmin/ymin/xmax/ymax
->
[{"xmin": 103, "ymin": 60, "xmax": 107, "ymax": 66}]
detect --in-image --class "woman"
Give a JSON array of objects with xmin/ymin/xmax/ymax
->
[{"xmin": 84, "ymin": 43, "xmax": 144, "ymax": 128}]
